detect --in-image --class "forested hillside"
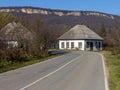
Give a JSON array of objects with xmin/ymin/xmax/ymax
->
[{"xmin": 0, "ymin": 6, "xmax": 120, "ymax": 31}]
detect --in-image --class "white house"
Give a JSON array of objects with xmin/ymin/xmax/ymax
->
[{"xmin": 58, "ymin": 25, "xmax": 103, "ymax": 51}]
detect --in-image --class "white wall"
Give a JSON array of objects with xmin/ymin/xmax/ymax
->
[
  {"xmin": 59, "ymin": 40, "xmax": 85, "ymax": 50},
  {"xmin": 59, "ymin": 40, "xmax": 103, "ymax": 51},
  {"xmin": 7, "ymin": 41, "xmax": 18, "ymax": 47}
]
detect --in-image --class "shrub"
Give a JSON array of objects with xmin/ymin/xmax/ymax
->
[
  {"xmin": 111, "ymin": 47, "xmax": 120, "ymax": 55},
  {"xmin": 111, "ymin": 46, "xmax": 120, "ymax": 59},
  {"xmin": 0, "ymin": 48, "xmax": 30, "ymax": 63},
  {"xmin": 10, "ymin": 48, "xmax": 30, "ymax": 63}
]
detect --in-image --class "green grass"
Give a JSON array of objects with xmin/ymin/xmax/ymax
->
[
  {"xmin": 0, "ymin": 54, "xmax": 59, "ymax": 73},
  {"xmin": 105, "ymin": 54, "xmax": 120, "ymax": 90}
]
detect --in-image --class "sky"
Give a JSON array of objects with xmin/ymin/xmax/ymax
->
[{"xmin": 0, "ymin": 0, "xmax": 120, "ymax": 15}]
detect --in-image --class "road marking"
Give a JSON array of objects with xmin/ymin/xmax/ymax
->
[
  {"xmin": 99, "ymin": 53, "xmax": 109, "ymax": 90},
  {"xmin": 19, "ymin": 54, "xmax": 83, "ymax": 90}
]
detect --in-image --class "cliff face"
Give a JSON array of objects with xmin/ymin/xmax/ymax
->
[
  {"xmin": 0, "ymin": 7, "xmax": 115, "ymax": 19},
  {"xmin": 0, "ymin": 7, "xmax": 120, "ymax": 31}
]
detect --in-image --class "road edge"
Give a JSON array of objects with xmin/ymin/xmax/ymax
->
[{"xmin": 99, "ymin": 53, "xmax": 109, "ymax": 90}]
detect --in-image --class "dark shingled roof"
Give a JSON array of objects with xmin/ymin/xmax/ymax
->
[{"xmin": 58, "ymin": 25, "xmax": 103, "ymax": 40}]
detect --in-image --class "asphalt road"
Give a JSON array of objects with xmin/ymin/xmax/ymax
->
[{"xmin": 0, "ymin": 51, "xmax": 108, "ymax": 90}]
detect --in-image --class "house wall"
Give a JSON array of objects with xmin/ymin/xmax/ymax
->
[
  {"xmin": 85, "ymin": 40, "xmax": 103, "ymax": 51},
  {"xmin": 7, "ymin": 41, "xmax": 18, "ymax": 47},
  {"xmin": 59, "ymin": 40, "xmax": 85, "ymax": 50},
  {"xmin": 59, "ymin": 40, "xmax": 103, "ymax": 51}
]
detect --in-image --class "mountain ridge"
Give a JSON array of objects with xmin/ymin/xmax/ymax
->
[
  {"xmin": 0, "ymin": 6, "xmax": 120, "ymax": 33},
  {"xmin": 0, "ymin": 6, "xmax": 117, "ymax": 19}
]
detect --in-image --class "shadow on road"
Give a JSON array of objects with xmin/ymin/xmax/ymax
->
[{"xmin": 48, "ymin": 50, "xmax": 70, "ymax": 55}]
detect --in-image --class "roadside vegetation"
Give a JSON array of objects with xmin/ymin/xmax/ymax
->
[
  {"xmin": 0, "ymin": 13, "xmax": 59, "ymax": 73},
  {"xmin": 98, "ymin": 24, "xmax": 120, "ymax": 90},
  {"xmin": 0, "ymin": 54, "xmax": 59, "ymax": 73},
  {"xmin": 105, "ymin": 53, "xmax": 120, "ymax": 90}
]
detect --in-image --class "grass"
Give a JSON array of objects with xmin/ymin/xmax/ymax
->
[
  {"xmin": 105, "ymin": 53, "xmax": 120, "ymax": 90},
  {"xmin": 0, "ymin": 54, "xmax": 59, "ymax": 73}
]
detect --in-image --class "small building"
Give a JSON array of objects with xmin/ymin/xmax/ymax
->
[
  {"xmin": 0, "ymin": 22, "xmax": 32, "ymax": 48},
  {"xmin": 58, "ymin": 25, "xmax": 103, "ymax": 51}
]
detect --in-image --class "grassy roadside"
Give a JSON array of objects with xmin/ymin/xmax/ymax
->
[
  {"xmin": 104, "ymin": 53, "xmax": 120, "ymax": 90},
  {"xmin": 0, "ymin": 54, "xmax": 59, "ymax": 73}
]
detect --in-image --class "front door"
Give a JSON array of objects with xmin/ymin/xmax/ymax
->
[{"xmin": 90, "ymin": 42, "xmax": 93, "ymax": 50}]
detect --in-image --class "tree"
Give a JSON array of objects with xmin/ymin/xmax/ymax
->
[
  {"xmin": 0, "ymin": 13, "xmax": 16, "ymax": 51},
  {"xmin": 99, "ymin": 24, "xmax": 106, "ymax": 38},
  {"xmin": 112, "ymin": 28, "xmax": 120, "ymax": 43},
  {"xmin": 0, "ymin": 13, "xmax": 16, "ymax": 30},
  {"xmin": 30, "ymin": 19, "xmax": 54, "ymax": 57}
]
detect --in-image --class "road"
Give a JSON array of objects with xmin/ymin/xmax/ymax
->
[{"xmin": 0, "ymin": 51, "xmax": 108, "ymax": 90}]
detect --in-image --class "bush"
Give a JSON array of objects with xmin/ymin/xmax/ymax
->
[
  {"xmin": 9, "ymin": 48, "xmax": 29, "ymax": 63},
  {"xmin": 0, "ymin": 59, "xmax": 8, "ymax": 68},
  {"xmin": 111, "ymin": 46, "xmax": 120, "ymax": 59},
  {"xmin": 111, "ymin": 47, "xmax": 120, "ymax": 55},
  {"xmin": 0, "ymin": 48, "xmax": 30, "ymax": 63}
]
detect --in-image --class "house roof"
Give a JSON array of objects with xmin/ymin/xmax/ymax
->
[
  {"xmin": 0, "ymin": 22, "xmax": 32, "ymax": 41},
  {"xmin": 58, "ymin": 25, "xmax": 103, "ymax": 40}
]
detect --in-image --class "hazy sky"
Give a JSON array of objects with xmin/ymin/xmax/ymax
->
[{"xmin": 0, "ymin": 0, "xmax": 120, "ymax": 15}]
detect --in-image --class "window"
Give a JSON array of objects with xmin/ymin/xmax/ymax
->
[
  {"xmin": 71, "ymin": 42, "xmax": 74, "ymax": 48},
  {"xmin": 95, "ymin": 42, "xmax": 98, "ymax": 48},
  {"xmin": 61, "ymin": 42, "xmax": 64, "ymax": 48},
  {"xmin": 78, "ymin": 42, "xmax": 82, "ymax": 48},
  {"xmin": 86, "ymin": 42, "xmax": 90, "ymax": 48},
  {"xmin": 99, "ymin": 42, "xmax": 101, "ymax": 48},
  {"xmin": 66, "ymin": 42, "xmax": 69, "ymax": 48}
]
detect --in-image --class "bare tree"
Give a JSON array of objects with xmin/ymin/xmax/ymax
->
[{"xmin": 30, "ymin": 19, "xmax": 54, "ymax": 57}]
